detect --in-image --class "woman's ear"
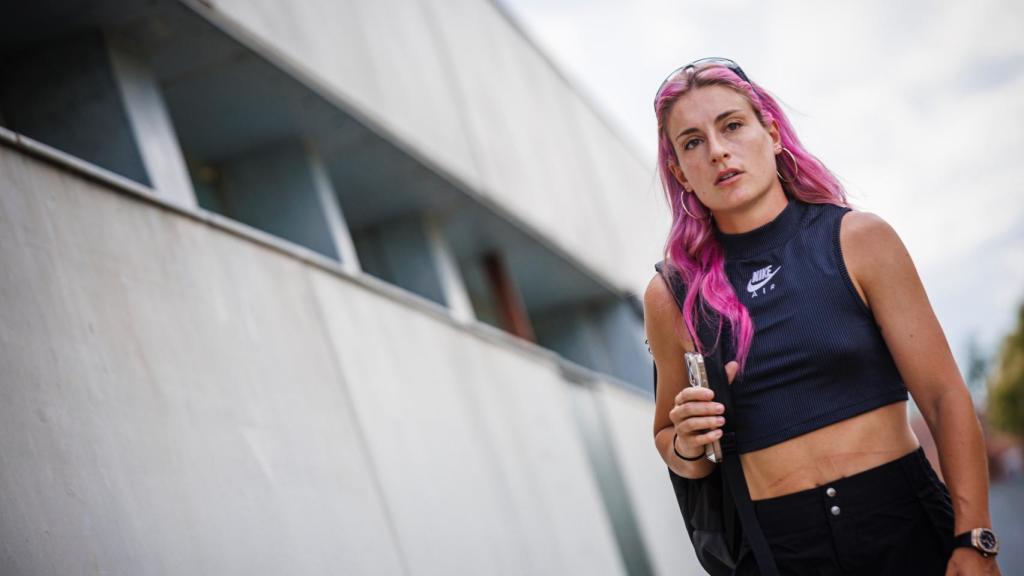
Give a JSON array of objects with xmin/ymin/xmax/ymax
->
[
  {"xmin": 768, "ymin": 119, "xmax": 782, "ymax": 151},
  {"xmin": 668, "ymin": 163, "xmax": 690, "ymax": 191}
]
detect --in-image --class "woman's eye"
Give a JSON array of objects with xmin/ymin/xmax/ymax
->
[
  {"xmin": 726, "ymin": 121, "xmax": 742, "ymax": 131},
  {"xmin": 684, "ymin": 138, "xmax": 701, "ymax": 150}
]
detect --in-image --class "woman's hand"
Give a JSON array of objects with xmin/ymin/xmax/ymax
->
[
  {"xmin": 945, "ymin": 548, "xmax": 1001, "ymax": 575},
  {"xmin": 668, "ymin": 361, "xmax": 738, "ymax": 458}
]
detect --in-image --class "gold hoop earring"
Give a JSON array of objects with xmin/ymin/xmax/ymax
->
[
  {"xmin": 776, "ymin": 146, "xmax": 799, "ymax": 183},
  {"xmin": 679, "ymin": 190, "xmax": 707, "ymax": 220}
]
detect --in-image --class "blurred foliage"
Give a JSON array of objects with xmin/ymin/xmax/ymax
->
[{"xmin": 987, "ymin": 299, "xmax": 1024, "ymax": 436}]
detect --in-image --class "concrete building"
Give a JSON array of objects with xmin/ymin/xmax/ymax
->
[{"xmin": 0, "ymin": 1, "xmax": 699, "ymax": 574}]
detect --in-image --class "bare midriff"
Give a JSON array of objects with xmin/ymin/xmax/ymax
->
[{"xmin": 739, "ymin": 401, "xmax": 920, "ymax": 501}]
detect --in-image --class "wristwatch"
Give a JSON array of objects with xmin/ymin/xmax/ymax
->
[{"xmin": 953, "ymin": 528, "xmax": 999, "ymax": 558}]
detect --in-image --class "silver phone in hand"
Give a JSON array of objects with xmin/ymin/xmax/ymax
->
[{"xmin": 684, "ymin": 352, "xmax": 723, "ymax": 463}]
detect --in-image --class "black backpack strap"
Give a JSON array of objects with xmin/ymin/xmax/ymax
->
[{"xmin": 656, "ymin": 261, "xmax": 780, "ymax": 576}]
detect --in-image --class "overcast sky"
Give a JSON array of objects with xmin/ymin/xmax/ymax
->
[{"xmin": 498, "ymin": 0, "xmax": 1024, "ymax": 374}]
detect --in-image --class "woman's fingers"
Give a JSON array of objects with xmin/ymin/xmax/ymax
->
[
  {"xmin": 669, "ymin": 400, "xmax": 724, "ymax": 423},
  {"xmin": 674, "ymin": 426, "xmax": 724, "ymax": 454},
  {"xmin": 669, "ymin": 359, "xmax": 733, "ymax": 456},
  {"xmin": 681, "ymin": 415, "xmax": 725, "ymax": 433},
  {"xmin": 692, "ymin": 428, "xmax": 723, "ymax": 446},
  {"xmin": 675, "ymin": 385, "xmax": 713, "ymax": 405}
]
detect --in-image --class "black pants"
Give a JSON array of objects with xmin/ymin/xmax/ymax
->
[{"xmin": 733, "ymin": 447, "xmax": 955, "ymax": 575}]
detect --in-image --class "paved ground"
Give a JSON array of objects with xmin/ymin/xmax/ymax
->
[{"xmin": 990, "ymin": 478, "xmax": 1023, "ymax": 574}]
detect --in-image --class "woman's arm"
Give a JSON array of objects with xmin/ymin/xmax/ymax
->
[
  {"xmin": 644, "ymin": 272, "xmax": 718, "ymax": 479},
  {"xmin": 841, "ymin": 211, "xmax": 999, "ymax": 574}
]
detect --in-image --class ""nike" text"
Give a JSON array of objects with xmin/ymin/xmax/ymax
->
[{"xmin": 746, "ymin": 264, "xmax": 781, "ymax": 296}]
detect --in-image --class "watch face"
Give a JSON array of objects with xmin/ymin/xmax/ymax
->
[{"xmin": 978, "ymin": 529, "xmax": 998, "ymax": 552}]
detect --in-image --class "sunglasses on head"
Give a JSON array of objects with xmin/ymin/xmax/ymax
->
[{"xmin": 654, "ymin": 57, "xmax": 750, "ymax": 107}]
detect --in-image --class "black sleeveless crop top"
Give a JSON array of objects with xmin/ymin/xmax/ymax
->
[{"xmin": 669, "ymin": 198, "xmax": 909, "ymax": 454}]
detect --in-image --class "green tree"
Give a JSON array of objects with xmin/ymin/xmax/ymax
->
[{"xmin": 987, "ymin": 300, "xmax": 1024, "ymax": 436}]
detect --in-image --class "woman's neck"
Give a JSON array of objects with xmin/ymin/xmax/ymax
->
[{"xmin": 712, "ymin": 185, "xmax": 790, "ymax": 234}]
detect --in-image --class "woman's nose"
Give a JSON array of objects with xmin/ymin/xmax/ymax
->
[{"xmin": 707, "ymin": 134, "xmax": 730, "ymax": 164}]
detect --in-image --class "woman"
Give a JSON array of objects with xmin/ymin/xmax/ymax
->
[{"xmin": 644, "ymin": 58, "xmax": 1001, "ymax": 575}]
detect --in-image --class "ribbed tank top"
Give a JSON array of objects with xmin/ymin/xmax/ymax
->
[{"xmin": 711, "ymin": 197, "xmax": 909, "ymax": 453}]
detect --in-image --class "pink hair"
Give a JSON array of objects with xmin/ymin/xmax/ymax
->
[{"xmin": 655, "ymin": 64, "xmax": 848, "ymax": 373}]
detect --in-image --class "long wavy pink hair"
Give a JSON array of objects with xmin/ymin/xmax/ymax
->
[{"xmin": 655, "ymin": 64, "xmax": 848, "ymax": 373}]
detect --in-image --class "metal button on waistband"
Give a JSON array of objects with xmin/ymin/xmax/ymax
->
[
  {"xmin": 826, "ymin": 487, "xmax": 837, "ymax": 498},
  {"xmin": 830, "ymin": 505, "xmax": 841, "ymax": 516}
]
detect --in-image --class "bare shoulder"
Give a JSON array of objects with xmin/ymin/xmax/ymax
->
[
  {"xmin": 643, "ymin": 272, "xmax": 693, "ymax": 353},
  {"xmin": 840, "ymin": 210, "xmax": 900, "ymax": 249},
  {"xmin": 839, "ymin": 209, "xmax": 915, "ymax": 307},
  {"xmin": 840, "ymin": 209, "xmax": 909, "ymax": 266},
  {"xmin": 644, "ymin": 272, "xmax": 677, "ymax": 314},
  {"xmin": 644, "ymin": 272, "xmax": 681, "ymax": 329}
]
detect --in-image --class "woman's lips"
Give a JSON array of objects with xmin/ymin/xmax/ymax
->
[{"xmin": 716, "ymin": 171, "xmax": 743, "ymax": 187}]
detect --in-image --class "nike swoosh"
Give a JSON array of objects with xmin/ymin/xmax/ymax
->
[{"xmin": 746, "ymin": 266, "xmax": 782, "ymax": 293}]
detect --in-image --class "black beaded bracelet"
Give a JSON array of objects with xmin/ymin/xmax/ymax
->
[{"xmin": 673, "ymin": 432, "xmax": 704, "ymax": 461}]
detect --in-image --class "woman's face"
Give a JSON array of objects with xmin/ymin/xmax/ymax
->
[{"xmin": 665, "ymin": 84, "xmax": 782, "ymax": 218}]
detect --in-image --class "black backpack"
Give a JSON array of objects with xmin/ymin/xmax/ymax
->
[{"xmin": 653, "ymin": 261, "xmax": 779, "ymax": 576}]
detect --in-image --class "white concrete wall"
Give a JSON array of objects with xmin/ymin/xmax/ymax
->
[
  {"xmin": 312, "ymin": 279, "xmax": 625, "ymax": 575},
  {"xmin": 184, "ymin": 0, "xmax": 669, "ymax": 298},
  {"xmin": 0, "ymin": 143, "xmax": 404, "ymax": 575},
  {"xmin": 0, "ymin": 141, "xmax": 696, "ymax": 575},
  {"xmin": 596, "ymin": 382, "xmax": 707, "ymax": 576}
]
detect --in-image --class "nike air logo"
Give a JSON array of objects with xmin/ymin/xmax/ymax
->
[{"xmin": 747, "ymin": 265, "xmax": 782, "ymax": 294}]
